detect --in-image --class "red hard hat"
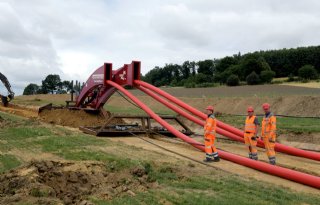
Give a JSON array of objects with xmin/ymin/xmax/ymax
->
[
  {"xmin": 206, "ymin": 105, "xmax": 214, "ymax": 111},
  {"xmin": 247, "ymin": 106, "xmax": 254, "ymax": 112},
  {"xmin": 262, "ymin": 103, "xmax": 270, "ymax": 110}
]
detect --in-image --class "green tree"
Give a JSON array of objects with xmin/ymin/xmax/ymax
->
[
  {"xmin": 23, "ymin": 83, "xmax": 39, "ymax": 95},
  {"xmin": 41, "ymin": 74, "xmax": 61, "ymax": 94},
  {"xmin": 215, "ymin": 56, "xmax": 239, "ymax": 73},
  {"xmin": 216, "ymin": 64, "xmax": 241, "ymax": 84},
  {"xmin": 181, "ymin": 61, "xmax": 191, "ymax": 79},
  {"xmin": 226, "ymin": 74, "xmax": 240, "ymax": 86},
  {"xmin": 298, "ymin": 65, "xmax": 318, "ymax": 80},
  {"xmin": 61, "ymin": 80, "xmax": 72, "ymax": 92},
  {"xmin": 197, "ymin": 59, "xmax": 215, "ymax": 76},
  {"xmin": 195, "ymin": 73, "xmax": 212, "ymax": 84},
  {"xmin": 246, "ymin": 71, "xmax": 260, "ymax": 85},
  {"xmin": 240, "ymin": 56, "xmax": 271, "ymax": 80},
  {"xmin": 260, "ymin": 70, "xmax": 275, "ymax": 83}
]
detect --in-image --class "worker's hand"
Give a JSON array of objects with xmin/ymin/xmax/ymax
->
[{"xmin": 251, "ymin": 136, "xmax": 257, "ymax": 140}]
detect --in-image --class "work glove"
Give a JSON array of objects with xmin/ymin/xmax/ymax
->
[{"xmin": 251, "ymin": 136, "xmax": 258, "ymax": 140}]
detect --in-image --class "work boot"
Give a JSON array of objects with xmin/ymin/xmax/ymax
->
[
  {"xmin": 251, "ymin": 153, "xmax": 258, "ymax": 160},
  {"xmin": 248, "ymin": 153, "xmax": 252, "ymax": 159},
  {"xmin": 203, "ymin": 157, "xmax": 213, "ymax": 163},
  {"xmin": 269, "ymin": 157, "xmax": 276, "ymax": 165},
  {"xmin": 213, "ymin": 156, "xmax": 220, "ymax": 162}
]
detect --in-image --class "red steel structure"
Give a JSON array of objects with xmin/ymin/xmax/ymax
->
[{"xmin": 75, "ymin": 61, "xmax": 320, "ymax": 188}]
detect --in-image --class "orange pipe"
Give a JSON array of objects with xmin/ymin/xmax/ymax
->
[
  {"xmin": 108, "ymin": 80, "xmax": 320, "ymax": 189},
  {"xmin": 134, "ymin": 80, "xmax": 320, "ymax": 161}
]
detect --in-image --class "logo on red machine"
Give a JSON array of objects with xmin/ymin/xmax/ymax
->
[
  {"xmin": 119, "ymin": 70, "xmax": 126, "ymax": 81},
  {"xmin": 92, "ymin": 74, "xmax": 104, "ymax": 83}
]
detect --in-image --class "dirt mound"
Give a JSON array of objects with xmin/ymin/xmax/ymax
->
[
  {"xmin": 0, "ymin": 104, "xmax": 38, "ymax": 118},
  {"xmin": 0, "ymin": 160, "xmax": 157, "ymax": 205},
  {"xmin": 39, "ymin": 109, "xmax": 123, "ymax": 128}
]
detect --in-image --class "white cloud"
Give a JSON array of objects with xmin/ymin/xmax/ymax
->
[{"xmin": 0, "ymin": 0, "xmax": 320, "ymax": 95}]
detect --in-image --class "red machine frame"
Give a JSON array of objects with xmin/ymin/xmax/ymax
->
[
  {"xmin": 73, "ymin": 60, "xmax": 320, "ymax": 188},
  {"xmin": 75, "ymin": 61, "xmax": 141, "ymax": 109}
]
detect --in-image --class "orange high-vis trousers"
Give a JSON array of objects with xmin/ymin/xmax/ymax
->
[
  {"xmin": 244, "ymin": 133, "xmax": 258, "ymax": 153},
  {"xmin": 204, "ymin": 134, "xmax": 218, "ymax": 158},
  {"xmin": 263, "ymin": 137, "xmax": 276, "ymax": 157}
]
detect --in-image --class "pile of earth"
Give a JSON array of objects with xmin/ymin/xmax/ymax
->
[
  {"xmin": 0, "ymin": 104, "xmax": 38, "ymax": 118},
  {"xmin": 0, "ymin": 160, "xmax": 158, "ymax": 205},
  {"xmin": 39, "ymin": 109, "xmax": 124, "ymax": 128}
]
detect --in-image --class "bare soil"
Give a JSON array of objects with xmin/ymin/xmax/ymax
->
[
  {"xmin": 38, "ymin": 109, "xmax": 123, "ymax": 128},
  {"xmin": 0, "ymin": 160, "xmax": 157, "ymax": 205},
  {"xmin": 0, "ymin": 104, "xmax": 38, "ymax": 118}
]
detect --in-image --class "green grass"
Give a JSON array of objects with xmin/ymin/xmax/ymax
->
[
  {"xmin": 37, "ymin": 134, "xmax": 108, "ymax": 152},
  {"xmin": 91, "ymin": 174, "xmax": 320, "ymax": 205},
  {"xmin": 0, "ymin": 126, "xmax": 52, "ymax": 151},
  {"xmin": 1, "ymin": 111, "xmax": 320, "ymax": 205},
  {"xmin": 218, "ymin": 115, "xmax": 320, "ymax": 134},
  {"xmin": 63, "ymin": 150, "xmax": 140, "ymax": 171},
  {"xmin": 0, "ymin": 111, "xmax": 28, "ymax": 123},
  {"xmin": 12, "ymin": 97, "xmax": 64, "ymax": 107},
  {"xmin": 0, "ymin": 154, "xmax": 21, "ymax": 173},
  {"xmin": 276, "ymin": 117, "xmax": 320, "ymax": 133}
]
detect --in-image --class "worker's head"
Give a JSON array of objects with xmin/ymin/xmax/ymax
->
[
  {"xmin": 247, "ymin": 106, "xmax": 254, "ymax": 116},
  {"xmin": 262, "ymin": 103, "xmax": 270, "ymax": 113},
  {"xmin": 205, "ymin": 105, "xmax": 214, "ymax": 114}
]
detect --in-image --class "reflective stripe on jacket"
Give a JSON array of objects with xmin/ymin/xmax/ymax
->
[
  {"xmin": 245, "ymin": 116, "xmax": 257, "ymax": 133},
  {"xmin": 204, "ymin": 114, "xmax": 216, "ymax": 136}
]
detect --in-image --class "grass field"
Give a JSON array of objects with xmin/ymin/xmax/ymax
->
[
  {"xmin": 11, "ymin": 92, "xmax": 320, "ymax": 134},
  {"xmin": 283, "ymin": 81, "xmax": 320, "ymax": 88},
  {"xmin": 218, "ymin": 114, "xmax": 320, "ymax": 134},
  {"xmin": 1, "ymin": 111, "xmax": 319, "ymax": 204}
]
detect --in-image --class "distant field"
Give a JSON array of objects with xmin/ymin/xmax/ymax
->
[
  {"xmin": 14, "ymin": 84, "xmax": 320, "ymax": 103},
  {"xmin": 130, "ymin": 84, "xmax": 320, "ymax": 98},
  {"xmin": 283, "ymin": 81, "xmax": 320, "ymax": 88},
  {"xmin": 13, "ymin": 83, "xmax": 320, "ymax": 118}
]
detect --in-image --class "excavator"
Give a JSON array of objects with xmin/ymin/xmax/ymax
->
[{"xmin": 0, "ymin": 72, "xmax": 14, "ymax": 107}]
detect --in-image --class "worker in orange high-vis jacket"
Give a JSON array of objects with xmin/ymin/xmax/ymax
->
[
  {"xmin": 244, "ymin": 106, "xmax": 260, "ymax": 160},
  {"xmin": 261, "ymin": 103, "xmax": 277, "ymax": 165},
  {"xmin": 203, "ymin": 105, "xmax": 220, "ymax": 162}
]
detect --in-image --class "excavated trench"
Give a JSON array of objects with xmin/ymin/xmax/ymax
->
[{"xmin": 0, "ymin": 160, "xmax": 157, "ymax": 205}]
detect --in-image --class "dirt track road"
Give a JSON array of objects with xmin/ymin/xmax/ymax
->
[{"xmin": 107, "ymin": 135, "xmax": 320, "ymax": 194}]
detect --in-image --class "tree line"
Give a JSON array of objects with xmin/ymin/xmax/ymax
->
[
  {"xmin": 142, "ymin": 45, "xmax": 320, "ymax": 87},
  {"xmin": 23, "ymin": 74, "xmax": 83, "ymax": 95}
]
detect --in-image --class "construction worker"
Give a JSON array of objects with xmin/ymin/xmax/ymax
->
[
  {"xmin": 261, "ymin": 103, "xmax": 277, "ymax": 165},
  {"xmin": 203, "ymin": 105, "xmax": 220, "ymax": 162},
  {"xmin": 244, "ymin": 106, "xmax": 260, "ymax": 160}
]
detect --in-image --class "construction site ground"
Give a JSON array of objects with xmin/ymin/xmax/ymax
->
[{"xmin": 1, "ymin": 85, "xmax": 320, "ymax": 204}]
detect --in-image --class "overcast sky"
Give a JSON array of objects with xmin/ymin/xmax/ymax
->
[{"xmin": 1, "ymin": 0, "xmax": 320, "ymax": 95}]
